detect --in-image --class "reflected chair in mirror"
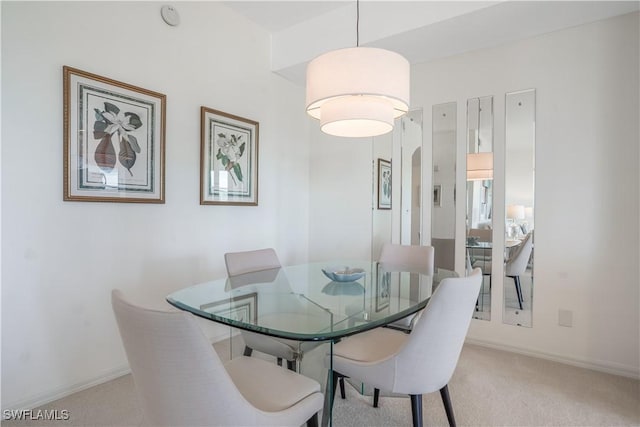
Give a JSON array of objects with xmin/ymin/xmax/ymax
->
[
  {"xmin": 467, "ymin": 228, "xmax": 492, "ymax": 263},
  {"xmin": 505, "ymin": 232, "xmax": 533, "ymax": 310},
  {"xmin": 472, "ymin": 233, "xmax": 533, "ymax": 309},
  {"xmin": 468, "ymin": 228, "xmax": 493, "ymax": 291},
  {"xmin": 328, "ymin": 269, "xmax": 482, "ymax": 427},
  {"xmin": 225, "ymin": 248, "xmax": 320, "ymax": 372},
  {"xmin": 111, "ymin": 290, "xmax": 323, "ymax": 427}
]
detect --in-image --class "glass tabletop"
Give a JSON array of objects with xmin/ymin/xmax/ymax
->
[{"xmin": 166, "ymin": 260, "xmax": 440, "ymax": 342}]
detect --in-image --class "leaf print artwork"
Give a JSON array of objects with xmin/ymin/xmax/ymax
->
[
  {"xmin": 215, "ymin": 133, "xmax": 246, "ymax": 185},
  {"xmin": 93, "ymin": 102, "xmax": 143, "ymax": 176},
  {"xmin": 94, "ymin": 133, "xmax": 116, "ymax": 171}
]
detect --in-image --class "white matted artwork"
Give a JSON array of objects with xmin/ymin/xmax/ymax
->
[
  {"xmin": 200, "ymin": 292, "xmax": 257, "ymax": 324},
  {"xmin": 201, "ymin": 107, "xmax": 259, "ymax": 205},
  {"xmin": 63, "ymin": 66, "xmax": 166, "ymax": 203},
  {"xmin": 377, "ymin": 158, "xmax": 392, "ymax": 209}
]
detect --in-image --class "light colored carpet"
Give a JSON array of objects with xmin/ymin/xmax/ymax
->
[{"xmin": 2, "ymin": 342, "xmax": 638, "ymax": 427}]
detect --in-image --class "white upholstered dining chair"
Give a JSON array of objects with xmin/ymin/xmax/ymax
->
[
  {"xmin": 378, "ymin": 243, "xmax": 435, "ymax": 332},
  {"xmin": 224, "ymin": 248, "xmax": 319, "ymax": 372},
  {"xmin": 112, "ymin": 289, "xmax": 323, "ymax": 427},
  {"xmin": 328, "ymin": 269, "xmax": 482, "ymax": 427}
]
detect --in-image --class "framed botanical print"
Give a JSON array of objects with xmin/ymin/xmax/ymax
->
[
  {"xmin": 377, "ymin": 158, "xmax": 391, "ymax": 209},
  {"xmin": 200, "ymin": 107, "xmax": 259, "ymax": 205},
  {"xmin": 63, "ymin": 66, "xmax": 166, "ymax": 203},
  {"xmin": 200, "ymin": 292, "xmax": 257, "ymax": 324}
]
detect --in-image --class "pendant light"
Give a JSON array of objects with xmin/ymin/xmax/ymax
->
[
  {"xmin": 305, "ymin": 0, "xmax": 410, "ymax": 138},
  {"xmin": 467, "ymin": 102, "xmax": 493, "ymax": 180}
]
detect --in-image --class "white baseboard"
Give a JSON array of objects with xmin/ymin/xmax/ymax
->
[
  {"xmin": 3, "ymin": 331, "xmax": 239, "ymax": 412},
  {"xmin": 2, "ymin": 364, "xmax": 131, "ymax": 412},
  {"xmin": 7, "ymin": 334, "xmax": 635, "ymax": 411},
  {"xmin": 465, "ymin": 337, "xmax": 640, "ymax": 380}
]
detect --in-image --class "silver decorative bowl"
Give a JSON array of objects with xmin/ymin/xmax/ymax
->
[{"xmin": 321, "ymin": 266, "xmax": 366, "ymax": 282}]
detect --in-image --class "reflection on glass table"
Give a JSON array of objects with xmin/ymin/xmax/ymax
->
[{"xmin": 167, "ymin": 261, "xmax": 448, "ymax": 427}]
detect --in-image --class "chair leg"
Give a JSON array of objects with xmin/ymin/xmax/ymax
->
[
  {"xmin": 511, "ymin": 275, "xmax": 524, "ymax": 309},
  {"xmin": 287, "ymin": 360, "xmax": 297, "ymax": 372},
  {"xmin": 373, "ymin": 388, "xmax": 380, "ymax": 408},
  {"xmin": 243, "ymin": 346, "xmax": 253, "ymax": 357},
  {"xmin": 306, "ymin": 412, "xmax": 319, "ymax": 427},
  {"xmin": 339, "ymin": 376, "xmax": 346, "ymax": 399},
  {"xmin": 440, "ymin": 385, "xmax": 456, "ymax": 427},
  {"xmin": 331, "ymin": 371, "xmax": 341, "ymax": 407},
  {"xmin": 410, "ymin": 394, "xmax": 423, "ymax": 427}
]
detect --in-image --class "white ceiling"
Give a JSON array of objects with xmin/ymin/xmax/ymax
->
[
  {"xmin": 222, "ymin": 1, "xmax": 346, "ymax": 32},
  {"xmin": 224, "ymin": 1, "xmax": 639, "ymax": 85}
]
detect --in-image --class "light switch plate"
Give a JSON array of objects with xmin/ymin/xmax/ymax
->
[{"xmin": 558, "ymin": 309, "xmax": 573, "ymax": 327}]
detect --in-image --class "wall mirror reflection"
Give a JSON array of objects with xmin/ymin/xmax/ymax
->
[
  {"xmin": 400, "ymin": 110, "xmax": 423, "ymax": 246},
  {"xmin": 372, "ymin": 132, "xmax": 394, "ymax": 260},
  {"xmin": 466, "ymin": 96, "xmax": 494, "ymax": 321},
  {"xmin": 504, "ymin": 89, "xmax": 536, "ymax": 327},
  {"xmin": 431, "ymin": 103, "xmax": 457, "ymax": 276}
]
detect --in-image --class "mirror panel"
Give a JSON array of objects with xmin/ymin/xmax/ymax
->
[
  {"xmin": 372, "ymin": 132, "xmax": 394, "ymax": 260},
  {"xmin": 466, "ymin": 96, "xmax": 494, "ymax": 321},
  {"xmin": 504, "ymin": 89, "xmax": 536, "ymax": 327},
  {"xmin": 431, "ymin": 103, "xmax": 457, "ymax": 274},
  {"xmin": 400, "ymin": 111, "xmax": 423, "ymax": 246}
]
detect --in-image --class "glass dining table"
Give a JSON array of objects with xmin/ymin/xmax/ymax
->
[{"xmin": 167, "ymin": 260, "xmax": 444, "ymax": 426}]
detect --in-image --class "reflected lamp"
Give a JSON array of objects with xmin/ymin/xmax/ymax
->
[{"xmin": 507, "ymin": 204, "xmax": 526, "ymax": 221}]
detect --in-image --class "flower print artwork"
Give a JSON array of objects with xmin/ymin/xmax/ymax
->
[
  {"xmin": 377, "ymin": 159, "xmax": 392, "ymax": 209},
  {"xmin": 215, "ymin": 132, "xmax": 245, "ymax": 185},
  {"xmin": 201, "ymin": 107, "xmax": 259, "ymax": 206},
  {"xmin": 93, "ymin": 102, "xmax": 143, "ymax": 176}
]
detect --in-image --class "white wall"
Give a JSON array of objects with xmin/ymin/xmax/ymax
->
[
  {"xmin": 1, "ymin": 1, "xmax": 310, "ymax": 409},
  {"xmin": 307, "ymin": 128, "xmax": 372, "ymax": 262},
  {"xmin": 414, "ymin": 12, "xmax": 639, "ymax": 377}
]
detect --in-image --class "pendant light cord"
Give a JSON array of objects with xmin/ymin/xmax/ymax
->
[
  {"xmin": 477, "ymin": 100, "xmax": 481, "ymax": 148},
  {"xmin": 356, "ymin": 0, "xmax": 360, "ymax": 47}
]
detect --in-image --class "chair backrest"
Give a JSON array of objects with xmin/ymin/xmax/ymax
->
[
  {"xmin": 111, "ymin": 290, "xmax": 258, "ymax": 426},
  {"xmin": 468, "ymin": 228, "xmax": 492, "ymax": 242},
  {"xmin": 505, "ymin": 233, "xmax": 533, "ymax": 276},
  {"xmin": 378, "ymin": 243, "xmax": 434, "ymax": 276},
  {"xmin": 431, "ymin": 238, "xmax": 455, "ymax": 271},
  {"xmin": 393, "ymin": 268, "xmax": 482, "ymax": 394},
  {"xmin": 225, "ymin": 248, "xmax": 281, "ymax": 277}
]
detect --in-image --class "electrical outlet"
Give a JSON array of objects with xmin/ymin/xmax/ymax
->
[{"xmin": 558, "ymin": 309, "xmax": 573, "ymax": 327}]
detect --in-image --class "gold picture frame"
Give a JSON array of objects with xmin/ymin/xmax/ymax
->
[
  {"xmin": 200, "ymin": 107, "xmax": 259, "ymax": 206},
  {"xmin": 63, "ymin": 66, "xmax": 166, "ymax": 203},
  {"xmin": 377, "ymin": 158, "xmax": 392, "ymax": 210}
]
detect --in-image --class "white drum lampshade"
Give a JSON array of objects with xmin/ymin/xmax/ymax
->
[
  {"xmin": 466, "ymin": 152, "xmax": 494, "ymax": 181},
  {"xmin": 306, "ymin": 47, "xmax": 410, "ymax": 138}
]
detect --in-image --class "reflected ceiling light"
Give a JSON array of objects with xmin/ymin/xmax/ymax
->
[
  {"xmin": 305, "ymin": 1, "xmax": 410, "ymax": 138},
  {"xmin": 466, "ymin": 153, "xmax": 493, "ymax": 181}
]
